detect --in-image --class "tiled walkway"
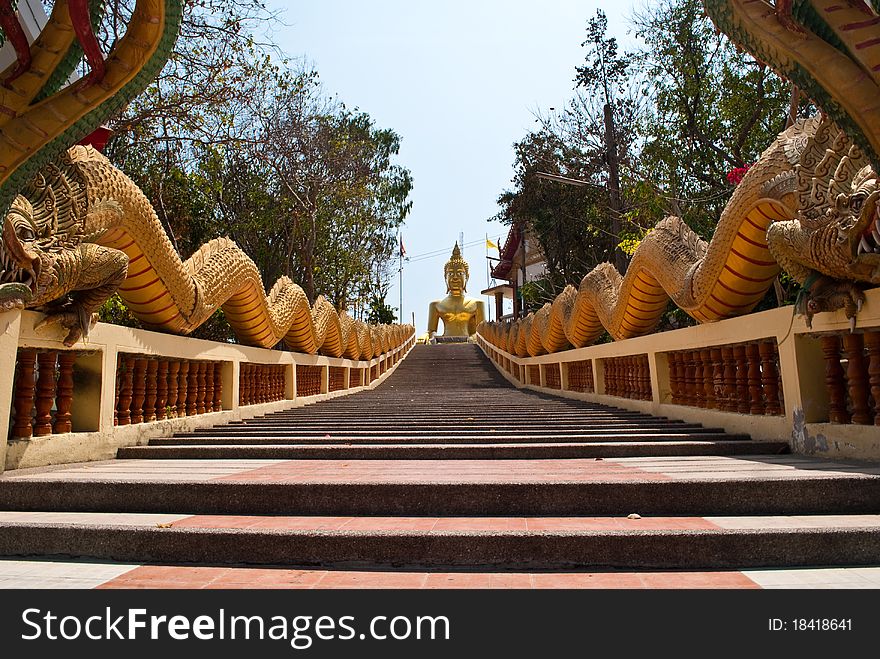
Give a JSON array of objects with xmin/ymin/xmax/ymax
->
[
  {"xmin": 3, "ymin": 557, "xmax": 880, "ymax": 589},
  {"xmin": 5, "ymin": 454, "xmax": 880, "ymax": 484},
  {"xmin": 6, "ymin": 511, "xmax": 880, "ymax": 532}
]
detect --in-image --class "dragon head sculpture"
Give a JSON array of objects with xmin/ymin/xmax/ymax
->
[
  {"xmin": 0, "ymin": 197, "xmax": 42, "ymax": 312},
  {"xmin": 766, "ymin": 117, "xmax": 880, "ymax": 328},
  {"xmin": 0, "ymin": 185, "xmax": 127, "ymax": 345},
  {"xmin": 703, "ymin": 1, "xmax": 880, "ymax": 327},
  {"xmin": 836, "ymin": 166, "xmax": 880, "ymax": 279}
]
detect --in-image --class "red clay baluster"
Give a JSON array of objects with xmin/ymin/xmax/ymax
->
[
  {"xmin": 144, "ymin": 359, "xmax": 158, "ymax": 422},
  {"xmin": 691, "ymin": 351, "xmax": 704, "ymax": 408},
  {"xmin": 864, "ymin": 332, "xmax": 880, "ymax": 426},
  {"xmin": 747, "ymin": 343, "xmax": 764, "ymax": 415},
  {"xmin": 187, "ymin": 361, "xmax": 199, "ymax": 416},
  {"xmin": 130, "ymin": 358, "xmax": 148, "ymax": 424},
  {"xmin": 213, "ymin": 362, "xmax": 223, "ymax": 411},
  {"xmin": 33, "ymin": 352, "xmax": 58, "ymax": 436},
  {"xmin": 196, "ymin": 362, "xmax": 207, "ymax": 415},
  {"xmin": 683, "ymin": 351, "xmax": 696, "ymax": 406},
  {"xmin": 721, "ymin": 346, "xmax": 736, "ymax": 413},
  {"xmin": 205, "ymin": 362, "xmax": 215, "ymax": 412},
  {"xmin": 167, "ymin": 361, "xmax": 180, "ymax": 418},
  {"xmin": 117, "ymin": 355, "xmax": 134, "ymax": 426},
  {"xmin": 245, "ymin": 363, "xmax": 253, "ymax": 405},
  {"xmin": 12, "ymin": 350, "xmax": 37, "ymax": 438},
  {"xmin": 734, "ymin": 344, "xmax": 750, "ymax": 414},
  {"xmin": 155, "ymin": 360, "xmax": 168, "ymax": 421},
  {"xmin": 701, "ymin": 348, "xmax": 714, "ymax": 409},
  {"xmin": 54, "ymin": 352, "xmax": 76, "ymax": 434},
  {"xmin": 821, "ymin": 334, "xmax": 849, "ymax": 424},
  {"xmin": 842, "ymin": 333, "xmax": 871, "ymax": 424},
  {"xmin": 177, "ymin": 361, "xmax": 190, "ymax": 418},
  {"xmin": 759, "ymin": 341, "xmax": 783, "ymax": 416},
  {"xmin": 710, "ymin": 347, "xmax": 724, "ymax": 409}
]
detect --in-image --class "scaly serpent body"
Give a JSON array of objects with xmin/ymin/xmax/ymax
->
[
  {"xmin": 12, "ymin": 145, "xmax": 412, "ymax": 355},
  {"xmin": 481, "ymin": 119, "xmax": 816, "ymax": 357}
]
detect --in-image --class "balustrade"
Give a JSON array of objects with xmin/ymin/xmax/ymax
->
[
  {"xmin": 10, "ymin": 349, "xmax": 86, "ymax": 439},
  {"xmin": 820, "ymin": 330, "xmax": 880, "ymax": 425},
  {"xmin": 296, "ymin": 365, "xmax": 323, "ymax": 398},
  {"xmin": 602, "ymin": 355, "xmax": 651, "ymax": 401},
  {"xmin": 528, "ymin": 365, "xmax": 540, "ymax": 386},
  {"xmin": 543, "ymin": 363, "xmax": 561, "ymax": 390},
  {"xmin": 566, "ymin": 360, "xmax": 594, "ymax": 393},
  {"xmin": 329, "ymin": 367, "xmax": 346, "ymax": 392},
  {"xmin": 665, "ymin": 339, "xmax": 783, "ymax": 416},
  {"xmin": 351, "ymin": 368, "xmax": 365, "ymax": 388},
  {"xmin": 113, "ymin": 357, "xmax": 225, "ymax": 424},
  {"xmin": 238, "ymin": 364, "xmax": 287, "ymax": 405}
]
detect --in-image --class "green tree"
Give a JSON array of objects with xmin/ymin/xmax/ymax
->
[
  {"xmin": 91, "ymin": 2, "xmax": 413, "ymax": 331},
  {"xmin": 631, "ymin": 0, "xmax": 796, "ymax": 236},
  {"xmin": 494, "ymin": 129, "xmax": 611, "ymax": 305},
  {"xmin": 366, "ymin": 295, "xmax": 397, "ymax": 325},
  {"xmin": 493, "ymin": 0, "xmax": 805, "ymax": 328}
]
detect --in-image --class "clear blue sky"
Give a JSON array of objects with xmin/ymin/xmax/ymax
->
[{"xmin": 266, "ymin": 1, "xmax": 639, "ymax": 332}]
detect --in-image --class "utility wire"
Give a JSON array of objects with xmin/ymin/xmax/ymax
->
[{"xmin": 403, "ymin": 237, "xmax": 490, "ymax": 263}]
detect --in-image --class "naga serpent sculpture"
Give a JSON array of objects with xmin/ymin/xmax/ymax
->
[
  {"xmin": 481, "ymin": 0, "xmax": 880, "ymax": 357},
  {"xmin": 0, "ymin": 2, "xmax": 413, "ymax": 355}
]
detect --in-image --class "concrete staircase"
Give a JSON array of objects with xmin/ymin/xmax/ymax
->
[{"xmin": 2, "ymin": 344, "xmax": 880, "ymax": 572}]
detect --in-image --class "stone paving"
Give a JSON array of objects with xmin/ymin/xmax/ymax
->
[
  {"xmin": 2, "ymin": 345, "xmax": 880, "ymax": 588},
  {"xmin": 6, "ymin": 454, "xmax": 880, "ymax": 484},
  {"xmin": 4, "ymin": 557, "xmax": 880, "ymax": 589}
]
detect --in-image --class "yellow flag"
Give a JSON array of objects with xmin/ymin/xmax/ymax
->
[{"xmin": 486, "ymin": 237, "xmax": 499, "ymax": 250}]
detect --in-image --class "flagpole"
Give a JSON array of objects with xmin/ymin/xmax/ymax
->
[
  {"xmin": 485, "ymin": 233, "xmax": 491, "ymax": 322},
  {"xmin": 399, "ymin": 232, "xmax": 404, "ymax": 324}
]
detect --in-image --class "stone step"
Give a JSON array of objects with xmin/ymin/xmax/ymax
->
[
  {"xmin": 4, "ymin": 343, "xmax": 862, "ymax": 583},
  {"xmin": 262, "ymin": 409, "xmax": 659, "ymax": 417},
  {"xmin": 237, "ymin": 416, "xmax": 670, "ymax": 425},
  {"xmin": 177, "ymin": 426, "xmax": 727, "ymax": 437},
  {"xmin": 149, "ymin": 432, "xmax": 753, "ymax": 445},
  {"xmin": 1, "ymin": 472, "xmax": 878, "ymax": 516},
  {"xmin": 1, "ymin": 512, "xmax": 878, "ymax": 569},
  {"xmin": 228, "ymin": 421, "xmax": 680, "ymax": 429},
  {"xmin": 118, "ymin": 440, "xmax": 789, "ymax": 460}
]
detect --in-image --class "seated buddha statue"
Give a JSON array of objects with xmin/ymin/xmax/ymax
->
[{"xmin": 427, "ymin": 243, "xmax": 486, "ymax": 339}]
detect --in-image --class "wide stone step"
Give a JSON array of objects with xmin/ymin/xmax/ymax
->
[
  {"xmin": 118, "ymin": 440, "xmax": 789, "ymax": 460},
  {"xmin": 239, "ymin": 417, "xmax": 669, "ymax": 425},
  {"xmin": 202, "ymin": 421, "xmax": 701, "ymax": 430},
  {"xmin": 177, "ymin": 426, "xmax": 724, "ymax": 438},
  {"xmin": 262, "ymin": 409, "xmax": 660, "ymax": 418},
  {"xmin": 149, "ymin": 432, "xmax": 753, "ymax": 445},
  {"xmin": 1, "ymin": 512, "xmax": 878, "ymax": 569},
  {"xmin": 205, "ymin": 414, "xmax": 691, "ymax": 422},
  {"xmin": 2, "ymin": 475, "xmax": 878, "ymax": 516}
]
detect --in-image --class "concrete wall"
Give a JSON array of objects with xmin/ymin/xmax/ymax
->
[
  {"xmin": 478, "ymin": 287, "xmax": 880, "ymax": 462},
  {"xmin": 0, "ymin": 310, "xmax": 415, "ymax": 472}
]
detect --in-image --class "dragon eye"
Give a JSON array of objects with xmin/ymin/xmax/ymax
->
[{"xmin": 851, "ymin": 196, "xmax": 865, "ymax": 212}]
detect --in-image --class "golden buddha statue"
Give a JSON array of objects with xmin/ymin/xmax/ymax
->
[{"xmin": 427, "ymin": 243, "xmax": 486, "ymax": 339}]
